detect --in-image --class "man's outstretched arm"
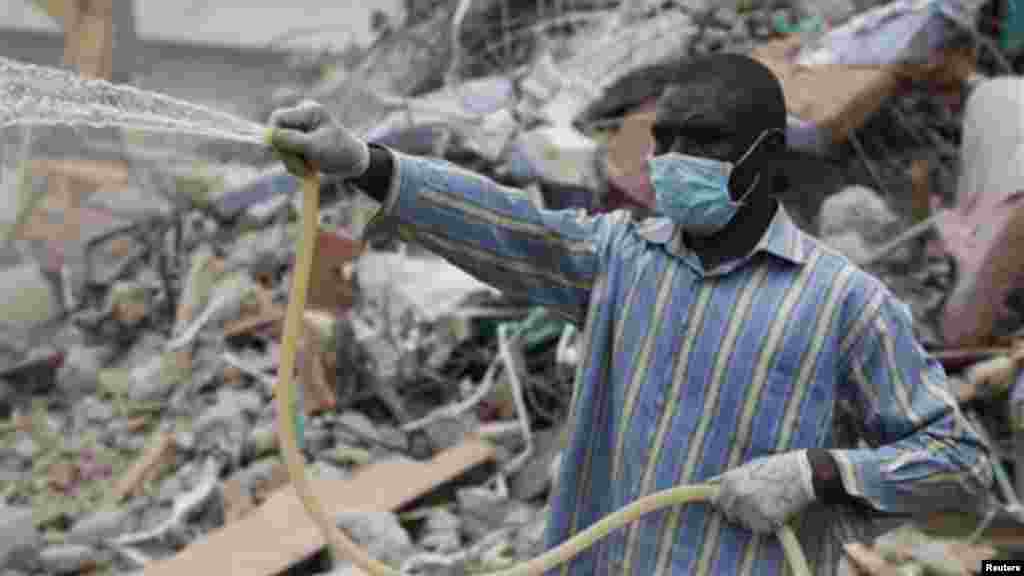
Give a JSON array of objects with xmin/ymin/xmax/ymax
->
[
  {"xmin": 354, "ymin": 144, "xmax": 620, "ymax": 323},
  {"xmin": 271, "ymin": 101, "xmax": 621, "ymax": 323}
]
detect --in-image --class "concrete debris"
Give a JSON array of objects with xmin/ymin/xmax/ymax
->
[
  {"xmin": 419, "ymin": 507, "xmax": 463, "ymax": 555},
  {"xmin": 0, "ymin": 506, "xmax": 40, "ymax": 571},
  {"xmin": 1, "ymin": 1, "xmax": 1022, "ymax": 574},
  {"xmin": 57, "ymin": 345, "xmax": 109, "ymax": 398},
  {"xmin": 844, "ymin": 523, "xmax": 1000, "ymax": 576},
  {"xmin": 66, "ymin": 506, "xmax": 139, "ymax": 545},
  {"xmin": 823, "ymin": 231, "xmax": 873, "ymax": 263},
  {"xmin": 37, "ymin": 543, "xmax": 107, "ymax": 575},
  {"xmin": 334, "ymin": 511, "xmax": 417, "ymax": 567},
  {"xmin": 119, "ymin": 350, "xmax": 190, "ymax": 403},
  {"xmin": 423, "ymin": 414, "xmax": 480, "ymax": 454},
  {"xmin": 0, "ymin": 262, "xmax": 59, "ymax": 330},
  {"xmin": 509, "ymin": 425, "xmax": 565, "ymax": 502},
  {"xmin": 818, "ymin": 185, "xmax": 899, "ymax": 245},
  {"xmin": 506, "ymin": 125, "xmax": 602, "ymax": 190}
]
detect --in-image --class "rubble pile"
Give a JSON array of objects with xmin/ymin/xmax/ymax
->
[{"xmin": 3, "ymin": 0, "xmax": 1024, "ymax": 575}]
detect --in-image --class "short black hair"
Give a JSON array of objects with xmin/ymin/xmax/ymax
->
[{"xmin": 670, "ymin": 53, "xmax": 787, "ymax": 147}]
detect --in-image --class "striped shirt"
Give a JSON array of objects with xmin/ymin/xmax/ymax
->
[{"xmin": 369, "ymin": 150, "xmax": 993, "ymax": 575}]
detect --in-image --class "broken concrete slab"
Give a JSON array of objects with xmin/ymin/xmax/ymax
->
[
  {"xmin": 423, "ymin": 414, "xmax": 479, "ymax": 454},
  {"xmin": 823, "ymin": 231, "xmax": 872, "ymax": 263},
  {"xmin": 37, "ymin": 543, "xmax": 105, "ymax": 575},
  {"xmin": 56, "ymin": 345, "xmax": 108, "ymax": 398},
  {"xmin": 212, "ymin": 169, "xmax": 298, "ymax": 221},
  {"xmin": 509, "ymin": 425, "xmax": 565, "ymax": 501},
  {"xmin": 66, "ymin": 506, "xmax": 139, "ymax": 546},
  {"xmin": 818, "ymin": 185, "xmax": 899, "ymax": 245},
  {"xmin": 504, "ymin": 125, "xmax": 601, "ymax": 191},
  {"xmin": 419, "ymin": 507, "xmax": 462, "ymax": 555},
  {"xmin": 0, "ymin": 262, "xmax": 60, "ymax": 330},
  {"xmin": 456, "ymin": 485, "xmax": 535, "ymax": 542},
  {"xmin": 333, "ymin": 511, "xmax": 417, "ymax": 567},
  {"xmin": 0, "ymin": 506, "xmax": 41, "ymax": 570},
  {"xmin": 355, "ymin": 251, "xmax": 499, "ymax": 324}
]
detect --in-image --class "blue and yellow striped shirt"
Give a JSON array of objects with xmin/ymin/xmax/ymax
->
[{"xmin": 371, "ymin": 150, "xmax": 993, "ymax": 576}]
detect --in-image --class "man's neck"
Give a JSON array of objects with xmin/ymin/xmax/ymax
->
[{"xmin": 686, "ymin": 192, "xmax": 778, "ymax": 272}]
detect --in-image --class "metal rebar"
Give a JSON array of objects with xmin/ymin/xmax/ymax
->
[
  {"xmin": 847, "ymin": 130, "xmax": 889, "ymax": 198},
  {"xmin": 855, "ymin": 211, "xmax": 947, "ymax": 267}
]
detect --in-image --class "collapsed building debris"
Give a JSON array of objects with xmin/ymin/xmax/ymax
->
[{"xmin": 3, "ymin": 0, "xmax": 1024, "ymax": 575}]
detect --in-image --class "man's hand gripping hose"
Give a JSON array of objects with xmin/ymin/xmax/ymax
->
[{"xmin": 262, "ymin": 127, "xmax": 811, "ymax": 576}]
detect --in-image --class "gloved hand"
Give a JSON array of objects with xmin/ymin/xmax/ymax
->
[
  {"xmin": 267, "ymin": 100, "xmax": 371, "ymax": 179},
  {"xmin": 711, "ymin": 450, "xmax": 816, "ymax": 534}
]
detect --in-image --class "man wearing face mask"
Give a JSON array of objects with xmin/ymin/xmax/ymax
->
[{"xmin": 268, "ymin": 54, "xmax": 992, "ymax": 576}]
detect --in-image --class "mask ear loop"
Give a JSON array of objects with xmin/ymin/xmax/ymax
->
[
  {"xmin": 734, "ymin": 127, "xmax": 785, "ymax": 167},
  {"xmin": 730, "ymin": 127, "xmax": 783, "ymax": 206},
  {"xmin": 733, "ymin": 172, "xmax": 761, "ymax": 206}
]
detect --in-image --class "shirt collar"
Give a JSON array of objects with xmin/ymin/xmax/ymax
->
[{"xmin": 636, "ymin": 203, "xmax": 808, "ymax": 267}]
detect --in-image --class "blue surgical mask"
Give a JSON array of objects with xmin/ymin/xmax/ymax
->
[{"xmin": 648, "ymin": 129, "xmax": 777, "ymax": 237}]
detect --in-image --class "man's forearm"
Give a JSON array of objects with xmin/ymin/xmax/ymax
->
[{"xmin": 349, "ymin": 144, "xmax": 394, "ymax": 204}]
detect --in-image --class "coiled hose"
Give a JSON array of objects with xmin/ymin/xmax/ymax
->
[{"xmin": 265, "ymin": 128, "xmax": 811, "ymax": 576}]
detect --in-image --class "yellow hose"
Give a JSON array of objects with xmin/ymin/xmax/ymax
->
[{"xmin": 265, "ymin": 128, "xmax": 811, "ymax": 576}]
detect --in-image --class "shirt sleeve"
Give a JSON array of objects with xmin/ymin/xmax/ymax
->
[
  {"xmin": 365, "ymin": 148, "xmax": 623, "ymax": 323},
  {"xmin": 830, "ymin": 286, "xmax": 994, "ymax": 514}
]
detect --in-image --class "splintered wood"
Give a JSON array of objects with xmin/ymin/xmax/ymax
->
[
  {"xmin": 141, "ymin": 438, "xmax": 495, "ymax": 576},
  {"xmin": 61, "ymin": 0, "xmax": 114, "ymax": 80},
  {"xmin": 307, "ymin": 229, "xmax": 363, "ymax": 314},
  {"xmin": 110, "ymin": 432, "xmax": 176, "ymax": 503}
]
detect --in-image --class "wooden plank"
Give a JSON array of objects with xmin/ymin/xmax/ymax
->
[
  {"xmin": 299, "ymin": 337, "xmax": 337, "ymax": 415},
  {"xmin": 910, "ymin": 158, "xmax": 931, "ymax": 226},
  {"xmin": 30, "ymin": 159, "xmax": 130, "ymax": 188},
  {"xmin": 18, "ymin": 158, "xmax": 129, "ymax": 259},
  {"xmin": 307, "ymin": 229, "xmax": 363, "ymax": 314},
  {"xmin": 141, "ymin": 438, "xmax": 495, "ymax": 576},
  {"xmin": 223, "ymin": 306, "xmax": 286, "ymax": 340},
  {"xmin": 751, "ymin": 35, "xmax": 900, "ymax": 146},
  {"xmin": 62, "ymin": 0, "xmax": 113, "ymax": 80},
  {"xmin": 922, "ymin": 511, "xmax": 1024, "ymax": 549},
  {"xmin": 843, "ymin": 543, "xmax": 902, "ymax": 576}
]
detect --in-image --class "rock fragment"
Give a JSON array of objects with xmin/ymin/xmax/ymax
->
[
  {"xmin": 818, "ymin": 185, "xmax": 898, "ymax": 245},
  {"xmin": 0, "ymin": 506, "xmax": 41, "ymax": 571},
  {"xmin": 333, "ymin": 511, "xmax": 417, "ymax": 567}
]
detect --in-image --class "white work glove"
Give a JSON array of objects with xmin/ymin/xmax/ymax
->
[
  {"xmin": 711, "ymin": 450, "xmax": 816, "ymax": 534},
  {"xmin": 268, "ymin": 100, "xmax": 371, "ymax": 179}
]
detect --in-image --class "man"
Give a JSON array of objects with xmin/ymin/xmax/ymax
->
[{"xmin": 269, "ymin": 54, "xmax": 992, "ymax": 575}]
